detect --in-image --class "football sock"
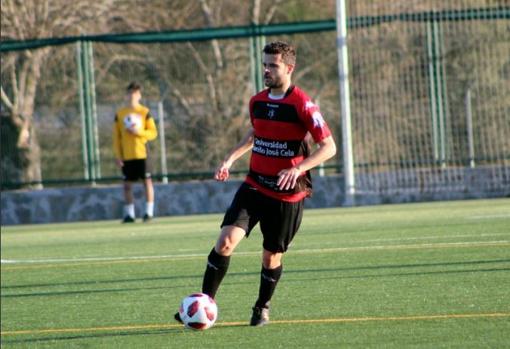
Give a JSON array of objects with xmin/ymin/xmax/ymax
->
[
  {"xmin": 255, "ymin": 265, "xmax": 283, "ymax": 309},
  {"xmin": 125, "ymin": 204, "xmax": 135, "ymax": 218},
  {"xmin": 202, "ymin": 248, "xmax": 230, "ymax": 298},
  {"xmin": 145, "ymin": 202, "xmax": 154, "ymax": 217}
]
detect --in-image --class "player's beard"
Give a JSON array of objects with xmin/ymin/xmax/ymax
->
[{"xmin": 264, "ymin": 74, "xmax": 283, "ymax": 89}]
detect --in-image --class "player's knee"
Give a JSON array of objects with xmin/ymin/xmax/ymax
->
[
  {"xmin": 262, "ymin": 251, "xmax": 282, "ymax": 269},
  {"xmin": 215, "ymin": 238, "xmax": 235, "ymax": 256}
]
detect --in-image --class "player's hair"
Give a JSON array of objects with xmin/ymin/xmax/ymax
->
[
  {"xmin": 263, "ymin": 41, "xmax": 296, "ymax": 65},
  {"xmin": 126, "ymin": 82, "xmax": 142, "ymax": 92}
]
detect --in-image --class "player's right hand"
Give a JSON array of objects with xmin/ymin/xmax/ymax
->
[
  {"xmin": 214, "ymin": 164, "xmax": 230, "ymax": 181},
  {"xmin": 115, "ymin": 159, "xmax": 124, "ymax": 168}
]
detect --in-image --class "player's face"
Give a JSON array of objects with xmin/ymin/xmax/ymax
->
[
  {"xmin": 126, "ymin": 90, "xmax": 141, "ymax": 104},
  {"xmin": 263, "ymin": 53, "xmax": 293, "ymax": 89}
]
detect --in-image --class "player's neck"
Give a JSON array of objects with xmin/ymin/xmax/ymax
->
[
  {"xmin": 129, "ymin": 101, "xmax": 141, "ymax": 108},
  {"xmin": 269, "ymin": 80, "xmax": 292, "ymax": 97}
]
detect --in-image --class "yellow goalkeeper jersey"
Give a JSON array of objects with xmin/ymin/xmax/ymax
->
[{"xmin": 113, "ymin": 104, "xmax": 158, "ymax": 161}]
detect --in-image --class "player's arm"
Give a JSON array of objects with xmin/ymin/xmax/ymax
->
[
  {"xmin": 215, "ymin": 127, "xmax": 254, "ymax": 181},
  {"xmin": 277, "ymin": 135, "xmax": 336, "ymax": 190},
  {"xmin": 112, "ymin": 114, "xmax": 124, "ymax": 167},
  {"xmin": 133, "ymin": 113, "xmax": 158, "ymax": 140}
]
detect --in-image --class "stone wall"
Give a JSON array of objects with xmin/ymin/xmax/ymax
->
[
  {"xmin": 2, "ymin": 167, "xmax": 509, "ymax": 225},
  {"xmin": 0, "ymin": 177, "xmax": 343, "ymax": 225}
]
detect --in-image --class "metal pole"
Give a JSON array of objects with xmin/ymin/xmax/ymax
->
[
  {"xmin": 158, "ymin": 101, "xmax": 168, "ymax": 183},
  {"xmin": 87, "ymin": 41, "xmax": 101, "ymax": 180},
  {"xmin": 250, "ymin": 35, "xmax": 264, "ymax": 93},
  {"xmin": 465, "ymin": 88, "xmax": 475, "ymax": 168},
  {"xmin": 427, "ymin": 21, "xmax": 439, "ymax": 162},
  {"xmin": 81, "ymin": 41, "xmax": 95, "ymax": 183},
  {"xmin": 336, "ymin": 0, "xmax": 355, "ymax": 206},
  {"xmin": 257, "ymin": 35, "xmax": 265, "ymax": 91},
  {"xmin": 436, "ymin": 21, "xmax": 448, "ymax": 167},
  {"xmin": 317, "ymin": 98, "xmax": 325, "ymax": 177},
  {"xmin": 76, "ymin": 41, "xmax": 89, "ymax": 180}
]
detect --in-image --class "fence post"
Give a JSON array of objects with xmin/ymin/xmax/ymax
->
[
  {"xmin": 87, "ymin": 41, "xmax": 101, "ymax": 180},
  {"xmin": 427, "ymin": 20, "xmax": 449, "ymax": 168},
  {"xmin": 336, "ymin": 0, "xmax": 355, "ymax": 206},
  {"xmin": 465, "ymin": 87, "xmax": 475, "ymax": 168},
  {"xmin": 158, "ymin": 101, "xmax": 168, "ymax": 183},
  {"xmin": 250, "ymin": 34, "xmax": 265, "ymax": 93},
  {"xmin": 76, "ymin": 41, "xmax": 89, "ymax": 181},
  {"xmin": 76, "ymin": 40, "xmax": 100, "ymax": 185}
]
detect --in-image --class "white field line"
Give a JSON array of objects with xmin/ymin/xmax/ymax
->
[
  {"xmin": 354, "ymin": 232, "xmax": 509, "ymax": 244},
  {"xmin": 1, "ymin": 240, "xmax": 509, "ymax": 266},
  {"xmin": 467, "ymin": 214, "xmax": 510, "ymax": 220}
]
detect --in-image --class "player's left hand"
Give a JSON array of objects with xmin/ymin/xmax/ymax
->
[{"xmin": 277, "ymin": 167, "xmax": 302, "ymax": 191}]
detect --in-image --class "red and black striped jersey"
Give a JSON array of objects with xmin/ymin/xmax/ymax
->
[{"xmin": 245, "ymin": 86, "xmax": 332, "ymax": 202}]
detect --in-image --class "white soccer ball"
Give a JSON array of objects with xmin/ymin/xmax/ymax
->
[
  {"xmin": 123, "ymin": 114, "xmax": 142, "ymax": 131},
  {"xmin": 178, "ymin": 293, "xmax": 218, "ymax": 330}
]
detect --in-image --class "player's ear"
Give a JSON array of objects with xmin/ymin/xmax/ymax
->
[{"xmin": 286, "ymin": 63, "xmax": 295, "ymax": 75}]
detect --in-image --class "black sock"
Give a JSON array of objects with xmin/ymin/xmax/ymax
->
[
  {"xmin": 201, "ymin": 248, "xmax": 230, "ymax": 298},
  {"xmin": 255, "ymin": 265, "xmax": 283, "ymax": 309}
]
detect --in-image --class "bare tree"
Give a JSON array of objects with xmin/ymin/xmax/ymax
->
[
  {"xmin": 0, "ymin": 0, "xmax": 120, "ymax": 187},
  {"xmin": 1, "ymin": 0, "xmax": 338, "ymax": 184}
]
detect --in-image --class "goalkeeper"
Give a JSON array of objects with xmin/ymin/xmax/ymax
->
[{"xmin": 112, "ymin": 82, "xmax": 158, "ymax": 223}]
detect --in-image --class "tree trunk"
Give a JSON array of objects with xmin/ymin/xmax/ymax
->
[
  {"xmin": 0, "ymin": 49, "xmax": 46, "ymax": 189},
  {"xmin": 0, "ymin": 112, "xmax": 42, "ymax": 189}
]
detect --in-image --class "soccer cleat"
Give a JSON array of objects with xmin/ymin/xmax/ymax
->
[
  {"xmin": 174, "ymin": 312, "xmax": 183, "ymax": 324},
  {"xmin": 142, "ymin": 214, "xmax": 152, "ymax": 222},
  {"xmin": 250, "ymin": 306, "xmax": 270, "ymax": 326},
  {"xmin": 122, "ymin": 215, "xmax": 135, "ymax": 223}
]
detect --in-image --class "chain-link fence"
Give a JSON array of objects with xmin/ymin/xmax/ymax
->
[{"xmin": 1, "ymin": 1, "xmax": 509, "ymax": 198}]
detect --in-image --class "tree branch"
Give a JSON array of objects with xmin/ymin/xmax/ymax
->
[
  {"xmin": 264, "ymin": 0, "xmax": 283, "ymax": 24},
  {"xmin": 186, "ymin": 42, "xmax": 219, "ymax": 111},
  {"xmin": 0, "ymin": 86, "xmax": 14, "ymax": 111}
]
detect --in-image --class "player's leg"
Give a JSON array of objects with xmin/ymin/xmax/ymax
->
[
  {"xmin": 121, "ymin": 160, "xmax": 137, "ymax": 222},
  {"xmin": 256, "ymin": 249, "xmax": 283, "ymax": 307},
  {"xmin": 122, "ymin": 181, "xmax": 136, "ymax": 222},
  {"xmin": 175, "ymin": 184, "xmax": 257, "ymax": 323},
  {"xmin": 202, "ymin": 183, "xmax": 259, "ymax": 298},
  {"xmin": 143, "ymin": 177, "xmax": 154, "ymax": 221},
  {"xmin": 251, "ymin": 197, "xmax": 304, "ymax": 326},
  {"xmin": 142, "ymin": 159, "xmax": 154, "ymax": 222},
  {"xmin": 201, "ymin": 225, "xmax": 246, "ymax": 298},
  {"xmin": 250, "ymin": 249, "xmax": 283, "ymax": 326}
]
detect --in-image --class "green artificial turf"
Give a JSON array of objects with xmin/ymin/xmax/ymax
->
[{"xmin": 1, "ymin": 198, "xmax": 509, "ymax": 348}]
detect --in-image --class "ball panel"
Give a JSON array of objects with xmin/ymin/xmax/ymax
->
[
  {"xmin": 205, "ymin": 306, "xmax": 216, "ymax": 321},
  {"xmin": 188, "ymin": 322, "xmax": 208, "ymax": 330},
  {"xmin": 187, "ymin": 300, "xmax": 200, "ymax": 317}
]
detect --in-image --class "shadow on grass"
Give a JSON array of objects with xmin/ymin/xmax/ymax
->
[
  {"xmin": 0, "ymin": 328, "xmax": 181, "ymax": 345},
  {"xmin": 2, "ymin": 259, "xmax": 509, "ymax": 298},
  {"xmin": 1, "ymin": 323, "xmax": 250, "ymax": 345},
  {"xmin": 282, "ymin": 266, "xmax": 510, "ymax": 284}
]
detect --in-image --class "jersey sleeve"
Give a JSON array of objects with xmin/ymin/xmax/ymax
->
[
  {"xmin": 300, "ymin": 100, "xmax": 332, "ymax": 143},
  {"xmin": 139, "ymin": 112, "xmax": 158, "ymax": 141}
]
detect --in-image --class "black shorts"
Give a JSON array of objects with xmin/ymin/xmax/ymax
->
[
  {"xmin": 122, "ymin": 159, "xmax": 152, "ymax": 181},
  {"xmin": 221, "ymin": 183, "xmax": 304, "ymax": 253}
]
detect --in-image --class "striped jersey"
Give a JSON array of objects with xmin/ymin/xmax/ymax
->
[{"xmin": 245, "ymin": 86, "xmax": 332, "ymax": 202}]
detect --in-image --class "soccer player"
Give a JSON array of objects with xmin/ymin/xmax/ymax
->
[
  {"xmin": 113, "ymin": 82, "xmax": 158, "ymax": 223},
  {"xmin": 176, "ymin": 41, "xmax": 336, "ymax": 326}
]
